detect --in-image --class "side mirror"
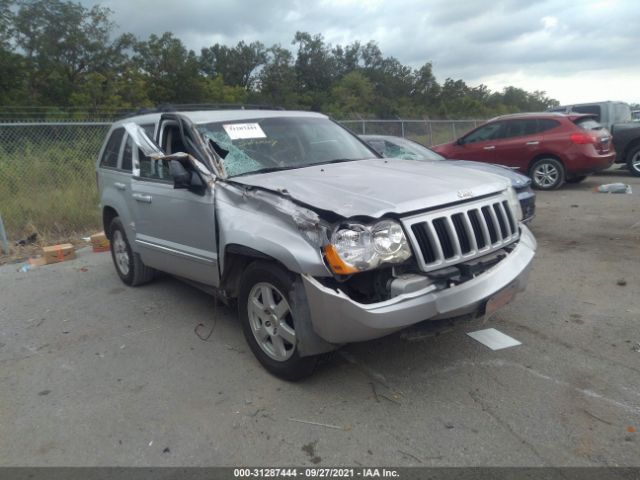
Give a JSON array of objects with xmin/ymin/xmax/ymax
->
[
  {"xmin": 169, "ymin": 159, "xmax": 191, "ymax": 188},
  {"xmin": 456, "ymin": 137, "xmax": 465, "ymax": 146},
  {"xmin": 169, "ymin": 159, "xmax": 206, "ymax": 195}
]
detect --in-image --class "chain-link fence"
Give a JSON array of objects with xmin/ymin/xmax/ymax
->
[
  {"xmin": 0, "ymin": 118, "xmax": 484, "ymax": 244},
  {"xmin": 0, "ymin": 122, "xmax": 111, "ymax": 243},
  {"xmin": 338, "ymin": 119, "xmax": 481, "ymax": 146}
]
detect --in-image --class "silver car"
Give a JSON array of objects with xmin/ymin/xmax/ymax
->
[{"xmin": 96, "ymin": 109, "xmax": 536, "ymax": 380}]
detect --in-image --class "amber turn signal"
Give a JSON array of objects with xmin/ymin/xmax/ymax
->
[{"xmin": 324, "ymin": 244, "xmax": 359, "ymax": 275}]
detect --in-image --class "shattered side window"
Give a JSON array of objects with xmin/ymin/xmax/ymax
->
[{"xmin": 138, "ymin": 150, "xmax": 171, "ymax": 181}]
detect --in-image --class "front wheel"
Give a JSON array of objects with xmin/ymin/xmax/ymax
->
[
  {"xmin": 530, "ymin": 158, "xmax": 565, "ymax": 190},
  {"xmin": 626, "ymin": 145, "xmax": 640, "ymax": 177},
  {"xmin": 109, "ymin": 217, "xmax": 155, "ymax": 286},
  {"xmin": 238, "ymin": 261, "xmax": 318, "ymax": 381}
]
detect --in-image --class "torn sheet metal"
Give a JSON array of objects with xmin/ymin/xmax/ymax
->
[
  {"xmin": 123, "ymin": 122, "xmax": 214, "ymax": 186},
  {"xmin": 467, "ymin": 328, "xmax": 521, "ymax": 350},
  {"xmin": 219, "ymin": 182, "xmax": 330, "ymax": 248},
  {"xmin": 123, "ymin": 122, "xmax": 164, "ymax": 158}
]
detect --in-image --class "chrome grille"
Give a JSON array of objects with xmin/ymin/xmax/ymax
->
[{"xmin": 403, "ymin": 195, "xmax": 519, "ymax": 272}]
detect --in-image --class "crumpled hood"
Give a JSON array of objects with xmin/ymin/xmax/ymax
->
[
  {"xmin": 439, "ymin": 160, "xmax": 531, "ymax": 187},
  {"xmin": 232, "ymin": 158, "xmax": 510, "ymax": 218}
]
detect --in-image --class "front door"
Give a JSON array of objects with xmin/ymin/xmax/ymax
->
[
  {"xmin": 129, "ymin": 117, "xmax": 220, "ymax": 286},
  {"xmin": 453, "ymin": 121, "xmax": 506, "ymax": 163}
]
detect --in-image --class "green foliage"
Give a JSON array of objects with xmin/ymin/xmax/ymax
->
[
  {"xmin": 2, "ymin": 0, "xmax": 560, "ymax": 118},
  {"xmin": 0, "ymin": 132, "xmax": 105, "ymax": 239}
]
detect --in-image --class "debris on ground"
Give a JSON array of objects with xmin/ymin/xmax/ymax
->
[
  {"xmin": 467, "ymin": 328, "xmax": 522, "ymax": 350},
  {"xmin": 18, "ymin": 263, "xmax": 33, "ymax": 273},
  {"xmin": 595, "ymin": 183, "xmax": 632, "ymax": 194},
  {"xmin": 632, "ymin": 343, "xmax": 640, "ymax": 353},
  {"xmin": 379, "ymin": 393, "xmax": 402, "ymax": 405},
  {"xmin": 42, "ymin": 243, "xmax": 76, "ymax": 264},
  {"xmin": 90, "ymin": 231, "xmax": 110, "ymax": 252},
  {"xmin": 617, "ymin": 278, "xmax": 627, "ymax": 286},
  {"xmin": 162, "ymin": 447, "xmax": 170, "ymax": 454},
  {"xmin": 17, "ymin": 256, "xmax": 47, "ymax": 272},
  {"xmin": 288, "ymin": 418, "xmax": 344, "ymax": 430},
  {"xmin": 15, "ymin": 232, "xmax": 38, "ymax": 246}
]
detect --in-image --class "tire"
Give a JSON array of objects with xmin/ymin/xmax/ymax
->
[
  {"xmin": 529, "ymin": 158, "xmax": 565, "ymax": 190},
  {"xmin": 108, "ymin": 217, "xmax": 155, "ymax": 286},
  {"xmin": 566, "ymin": 175, "xmax": 587, "ymax": 184},
  {"xmin": 238, "ymin": 261, "xmax": 318, "ymax": 381},
  {"xmin": 626, "ymin": 145, "xmax": 640, "ymax": 177}
]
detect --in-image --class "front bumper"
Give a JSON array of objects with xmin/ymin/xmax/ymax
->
[
  {"xmin": 302, "ymin": 225, "xmax": 536, "ymax": 344},
  {"xmin": 517, "ymin": 188, "xmax": 536, "ymax": 224}
]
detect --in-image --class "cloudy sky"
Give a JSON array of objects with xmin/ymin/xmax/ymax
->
[{"xmin": 82, "ymin": 0, "xmax": 640, "ymax": 104}]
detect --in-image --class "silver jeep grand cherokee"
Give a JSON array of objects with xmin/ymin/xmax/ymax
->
[{"xmin": 96, "ymin": 109, "xmax": 536, "ymax": 380}]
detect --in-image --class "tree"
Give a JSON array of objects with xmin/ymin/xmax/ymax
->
[
  {"xmin": 326, "ymin": 71, "xmax": 375, "ymax": 117},
  {"xmin": 14, "ymin": 0, "xmax": 116, "ymax": 104},
  {"xmin": 256, "ymin": 45, "xmax": 299, "ymax": 108},
  {"xmin": 134, "ymin": 32, "xmax": 205, "ymax": 104},
  {"xmin": 292, "ymin": 31, "xmax": 336, "ymax": 110},
  {"xmin": 200, "ymin": 41, "xmax": 266, "ymax": 90}
]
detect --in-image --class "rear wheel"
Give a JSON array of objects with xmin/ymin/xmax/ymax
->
[
  {"xmin": 109, "ymin": 217, "xmax": 155, "ymax": 286},
  {"xmin": 238, "ymin": 261, "xmax": 318, "ymax": 381},
  {"xmin": 626, "ymin": 145, "xmax": 640, "ymax": 177},
  {"xmin": 530, "ymin": 158, "xmax": 565, "ymax": 190},
  {"xmin": 566, "ymin": 175, "xmax": 587, "ymax": 184}
]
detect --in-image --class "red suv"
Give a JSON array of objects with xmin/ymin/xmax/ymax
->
[{"xmin": 432, "ymin": 113, "xmax": 615, "ymax": 190}]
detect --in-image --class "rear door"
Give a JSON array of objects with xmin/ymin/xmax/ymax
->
[
  {"xmin": 98, "ymin": 127, "xmax": 135, "ymax": 234},
  {"xmin": 492, "ymin": 119, "xmax": 541, "ymax": 171},
  {"xmin": 130, "ymin": 115, "xmax": 220, "ymax": 286}
]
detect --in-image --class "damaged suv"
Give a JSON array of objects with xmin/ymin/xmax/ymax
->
[{"xmin": 96, "ymin": 109, "xmax": 536, "ymax": 380}]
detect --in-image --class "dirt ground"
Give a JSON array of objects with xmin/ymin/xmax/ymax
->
[{"xmin": 0, "ymin": 169, "xmax": 638, "ymax": 466}]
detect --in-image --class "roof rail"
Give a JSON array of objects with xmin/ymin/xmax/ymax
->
[{"xmin": 122, "ymin": 103, "xmax": 286, "ymax": 119}]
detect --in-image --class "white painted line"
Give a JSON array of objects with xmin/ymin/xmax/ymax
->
[{"xmin": 467, "ymin": 328, "xmax": 521, "ymax": 350}]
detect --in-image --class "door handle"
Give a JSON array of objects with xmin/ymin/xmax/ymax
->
[
  {"xmin": 526, "ymin": 141, "xmax": 540, "ymax": 145},
  {"xmin": 132, "ymin": 193, "xmax": 152, "ymax": 203},
  {"xmin": 483, "ymin": 145, "xmax": 495, "ymax": 150},
  {"xmin": 114, "ymin": 182, "xmax": 126, "ymax": 191}
]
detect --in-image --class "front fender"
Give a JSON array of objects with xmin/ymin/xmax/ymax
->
[{"xmin": 216, "ymin": 183, "xmax": 331, "ymax": 277}]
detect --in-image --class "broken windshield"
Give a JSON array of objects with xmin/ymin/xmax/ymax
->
[{"xmin": 197, "ymin": 117, "xmax": 375, "ymax": 177}]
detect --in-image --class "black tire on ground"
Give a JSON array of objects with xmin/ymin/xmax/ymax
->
[
  {"xmin": 108, "ymin": 217, "xmax": 155, "ymax": 286},
  {"xmin": 238, "ymin": 261, "xmax": 319, "ymax": 381},
  {"xmin": 626, "ymin": 144, "xmax": 640, "ymax": 177},
  {"xmin": 566, "ymin": 175, "xmax": 588, "ymax": 184},
  {"xmin": 529, "ymin": 157, "xmax": 565, "ymax": 190}
]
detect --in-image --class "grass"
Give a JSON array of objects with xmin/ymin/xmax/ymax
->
[{"xmin": 0, "ymin": 131, "xmax": 106, "ymax": 248}]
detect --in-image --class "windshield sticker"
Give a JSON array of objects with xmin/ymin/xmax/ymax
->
[{"xmin": 223, "ymin": 123, "xmax": 267, "ymax": 140}]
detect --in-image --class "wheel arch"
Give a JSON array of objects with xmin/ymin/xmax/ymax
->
[
  {"xmin": 102, "ymin": 206, "xmax": 119, "ymax": 239},
  {"xmin": 623, "ymin": 138, "xmax": 640, "ymax": 162},
  {"xmin": 527, "ymin": 153, "xmax": 565, "ymax": 174},
  {"xmin": 220, "ymin": 244, "xmax": 291, "ymax": 299}
]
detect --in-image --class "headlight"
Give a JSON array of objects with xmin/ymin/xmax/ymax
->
[
  {"xmin": 505, "ymin": 187, "xmax": 523, "ymax": 223},
  {"xmin": 325, "ymin": 220, "xmax": 412, "ymax": 274}
]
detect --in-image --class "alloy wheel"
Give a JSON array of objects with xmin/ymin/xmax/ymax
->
[
  {"xmin": 533, "ymin": 163, "xmax": 559, "ymax": 188},
  {"xmin": 112, "ymin": 230, "xmax": 130, "ymax": 276},
  {"xmin": 247, "ymin": 282, "xmax": 296, "ymax": 361}
]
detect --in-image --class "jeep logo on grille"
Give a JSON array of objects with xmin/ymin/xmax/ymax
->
[{"xmin": 457, "ymin": 190, "xmax": 473, "ymax": 199}]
